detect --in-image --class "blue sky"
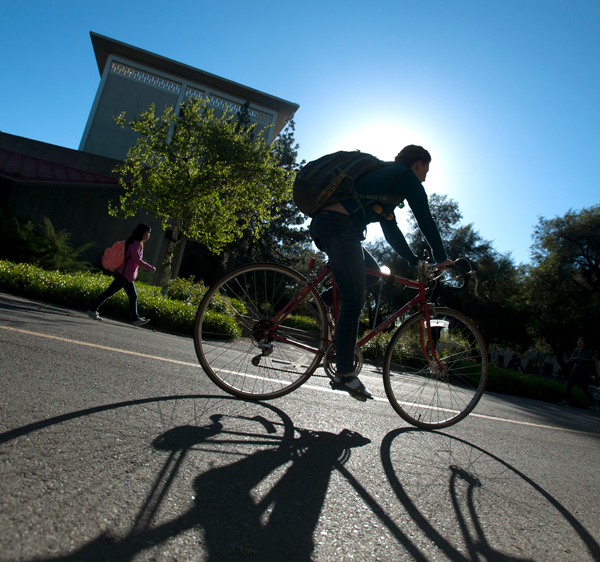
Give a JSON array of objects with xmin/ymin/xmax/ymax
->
[{"xmin": 2, "ymin": 0, "xmax": 599, "ymax": 265}]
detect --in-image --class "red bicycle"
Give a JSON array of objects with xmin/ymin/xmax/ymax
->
[{"xmin": 193, "ymin": 258, "xmax": 488, "ymax": 429}]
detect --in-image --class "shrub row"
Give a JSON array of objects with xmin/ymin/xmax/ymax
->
[{"xmin": 0, "ymin": 260, "xmax": 236, "ymax": 337}]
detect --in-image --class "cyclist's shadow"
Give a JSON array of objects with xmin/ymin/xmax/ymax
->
[
  {"xmin": 41, "ymin": 410, "xmax": 370, "ymax": 562},
  {"xmin": 181, "ymin": 425, "xmax": 370, "ymax": 559}
]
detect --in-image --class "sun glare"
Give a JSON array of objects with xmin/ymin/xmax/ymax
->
[
  {"xmin": 334, "ymin": 123, "xmax": 429, "ymax": 162},
  {"xmin": 332, "ymin": 122, "xmax": 448, "ymax": 245}
]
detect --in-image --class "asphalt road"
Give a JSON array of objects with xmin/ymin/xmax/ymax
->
[{"xmin": 1, "ymin": 292, "xmax": 599, "ymax": 562}]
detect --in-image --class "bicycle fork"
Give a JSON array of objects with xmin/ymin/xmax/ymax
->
[{"xmin": 419, "ymin": 305, "xmax": 446, "ymax": 373}]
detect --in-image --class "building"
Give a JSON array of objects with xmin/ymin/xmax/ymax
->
[{"xmin": 0, "ymin": 32, "xmax": 299, "ymax": 280}]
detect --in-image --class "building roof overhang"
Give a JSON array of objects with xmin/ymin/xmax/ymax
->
[
  {"xmin": 90, "ymin": 32, "xmax": 299, "ymax": 138},
  {"xmin": 0, "ymin": 148, "xmax": 120, "ymax": 186}
]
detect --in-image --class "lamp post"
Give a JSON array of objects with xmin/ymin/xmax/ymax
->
[{"xmin": 373, "ymin": 266, "xmax": 391, "ymax": 330}]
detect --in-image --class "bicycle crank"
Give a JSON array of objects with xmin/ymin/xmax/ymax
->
[{"xmin": 322, "ymin": 343, "xmax": 364, "ymax": 380}]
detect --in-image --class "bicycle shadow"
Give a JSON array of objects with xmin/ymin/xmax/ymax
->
[
  {"xmin": 376, "ymin": 428, "xmax": 600, "ymax": 561},
  {"xmin": 18, "ymin": 399, "xmax": 370, "ymax": 562}
]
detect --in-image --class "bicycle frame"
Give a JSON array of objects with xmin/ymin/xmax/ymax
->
[{"xmin": 268, "ymin": 261, "xmax": 445, "ymax": 371}]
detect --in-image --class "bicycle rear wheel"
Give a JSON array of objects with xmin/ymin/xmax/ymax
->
[
  {"xmin": 383, "ymin": 308, "xmax": 488, "ymax": 429},
  {"xmin": 194, "ymin": 263, "xmax": 329, "ymax": 400}
]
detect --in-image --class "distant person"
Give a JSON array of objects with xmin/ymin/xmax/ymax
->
[
  {"xmin": 87, "ymin": 223, "xmax": 156, "ymax": 327},
  {"xmin": 558, "ymin": 337, "xmax": 597, "ymax": 409},
  {"xmin": 507, "ymin": 354, "xmax": 521, "ymax": 371}
]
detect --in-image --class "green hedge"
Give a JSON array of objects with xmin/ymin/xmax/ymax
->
[
  {"xmin": 486, "ymin": 365, "xmax": 590, "ymax": 408},
  {"xmin": 0, "ymin": 260, "xmax": 237, "ymax": 337}
]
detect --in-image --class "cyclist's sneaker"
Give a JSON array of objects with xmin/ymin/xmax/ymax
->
[
  {"xmin": 330, "ymin": 375, "xmax": 373, "ymax": 401},
  {"xmin": 133, "ymin": 318, "xmax": 150, "ymax": 327},
  {"xmin": 87, "ymin": 310, "xmax": 102, "ymax": 321},
  {"xmin": 557, "ymin": 400, "xmax": 569, "ymax": 407}
]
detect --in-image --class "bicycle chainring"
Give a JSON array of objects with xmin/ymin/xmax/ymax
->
[{"xmin": 323, "ymin": 343, "xmax": 364, "ymax": 380}]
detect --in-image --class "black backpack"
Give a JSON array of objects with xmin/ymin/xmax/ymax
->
[{"xmin": 293, "ymin": 151, "xmax": 408, "ymax": 217}]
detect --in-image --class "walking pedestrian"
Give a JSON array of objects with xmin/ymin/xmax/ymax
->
[
  {"xmin": 558, "ymin": 337, "xmax": 597, "ymax": 409},
  {"xmin": 87, "ymin": 223, "xmax": 156, "ymax": 326}
]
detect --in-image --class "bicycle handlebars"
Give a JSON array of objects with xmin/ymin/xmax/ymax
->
[{"xmin": 417, "ymin": 255, "xmax": 478, "ymax": 296}]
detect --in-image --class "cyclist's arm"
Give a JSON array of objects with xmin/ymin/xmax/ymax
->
[
  {"xmin": 379, "ymin": 218, "xmax": 420, "ymax": 267},
  {"xmin": 403, "ymin": 177, "xmax": 448, "ymax": 264}
]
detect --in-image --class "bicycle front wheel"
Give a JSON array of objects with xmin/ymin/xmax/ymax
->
[
  {"xmin": 194, "ymin": 263, "xmax": 329, "ymax": 400},
  {"xmin": 383, "ymin": 308, "xmax": 488, "ymax": 429}
]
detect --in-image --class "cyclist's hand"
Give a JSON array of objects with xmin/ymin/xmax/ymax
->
[{"xmin": 436, "ymin": 259, "xmax": 455, "ymax": 271}]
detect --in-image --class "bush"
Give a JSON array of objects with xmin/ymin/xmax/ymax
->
[
  {"xmin": 0, "ymin": 210, "xmax": 94, "ymax": 271},
  {"xmin": 362, "ymin": 332, "xmax": 391, "ymax": 362},
  {"xmin": 166, "ymin": 275, "xmax": 207, "ymax": 306},
  {"xmin": 486, "ymin": 365, "xmax": 590, "ymax": 407},
  {"xmin": 280, "ymin": 314, "xmax": 319, "ymax": 331}
]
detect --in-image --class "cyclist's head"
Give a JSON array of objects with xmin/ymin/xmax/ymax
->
[
  {"xmin": 578, "ymin": 336, "xmax": 586, "ymax": 348},
  {"xmin": 395, "ymin": 145, "xmax": 431, "ymax": 167}
]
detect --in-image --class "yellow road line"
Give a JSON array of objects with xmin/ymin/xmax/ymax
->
[{"xmin": 1, "ymin": 325, "xmax": 201, "ymax": 368}]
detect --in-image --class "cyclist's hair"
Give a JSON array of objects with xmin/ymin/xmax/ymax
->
[
  {"xmin": 126, "ymin": 223, "xmax": 151, "ymax": 249},
  {"xmin": 395, "ymin": 145, "xmax": 431, "ymax": 167}
]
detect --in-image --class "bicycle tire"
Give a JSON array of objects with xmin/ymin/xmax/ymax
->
[
  {"xmin": 382, "ymin": 308, "xmax": 488, "ymax": 429},
  {"xmin": 194, "ymin": 263, "xmax": 329, "ymax": 400}
]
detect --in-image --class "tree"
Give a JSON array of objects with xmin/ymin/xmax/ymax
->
[
  {"xmin": 525, "ymin": 205, "xmax": 600, "ymax": 366},
  {"xmin": 111, "ymin": 98, "xmax": 292, "ymax": 292},
  {"xmin": 178, "ymin": 119, "xmax": 311, "ymax": 285}
]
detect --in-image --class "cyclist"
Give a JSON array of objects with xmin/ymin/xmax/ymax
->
[{"xmin": 309, "ymin": 145, "xmax": 454, "ymax": 400}]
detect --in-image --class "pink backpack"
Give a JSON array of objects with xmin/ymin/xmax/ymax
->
[{"xmin": 101, "ymin": 240, "xmax": 127, "ymax": 271}]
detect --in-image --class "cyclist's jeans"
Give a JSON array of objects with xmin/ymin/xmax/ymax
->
[
  {"xmin": 310, "ymin": 211, "xmax": 380, "ymax": 375},
  {"xmin": 88, "ymin": 272, "xmax": 141, "ymax": 321}
]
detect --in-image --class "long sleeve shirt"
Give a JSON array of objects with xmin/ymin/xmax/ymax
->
[
  {"xmin": 569, "ymin": 348, "xmax": 597, "ymax": 376},
  {"xmin": 116, "ymin": 240, "xmax": 154, "ymax": 282},
  {"xmin": 342, "ymin": 164, "xmax": 448, "ymax": 266}
]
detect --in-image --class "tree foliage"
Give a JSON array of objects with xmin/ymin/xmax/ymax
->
[
  {"xmin": 0, "ymin": 208, "xmax": 94, "ymax": 271},
  {"xmin": 525, "ymin": 205, "xmax": 600, "ymax": 364},
  {"xmin": 111, "ymin": 98, "xmax": 292, "ymax": 290},
  {"xmin": 178, "ymin": 119, "xmax": 310, "ymax": 285}
]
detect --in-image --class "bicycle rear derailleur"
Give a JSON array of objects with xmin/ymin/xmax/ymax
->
[{"xmin": 251, "ymin": 319, "xmax": 274, "ymax": 366}]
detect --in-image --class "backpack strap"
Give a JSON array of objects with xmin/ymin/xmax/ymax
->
[
  {"xmin": 116, "ymin": 243, "xmax": 132, "ymax": 275},
  {"xmin": 351, "ymin": 167, "xmax": 412, "ymax": 218}
]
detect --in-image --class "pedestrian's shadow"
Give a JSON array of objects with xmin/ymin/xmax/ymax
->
[{"xmin": 30, "ymin": 405, "xmax": 370, "ymax": 562}]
